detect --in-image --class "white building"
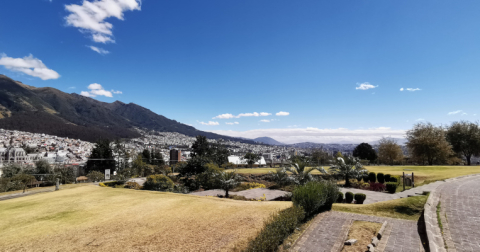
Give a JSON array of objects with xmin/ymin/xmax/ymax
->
[{"xmin": 227, "ymin": 155, "xmax": 266, "ymax": 166}]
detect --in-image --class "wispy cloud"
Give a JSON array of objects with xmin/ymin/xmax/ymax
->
[
  {"xmin": 225, "ymin": 122, "xmax": 239, "ymax": 125},
  {"xmin": 199, "ymin": 121, "xmax": 219, "ymax": 126},
  {"xmin": 0, "ymin": 54, "xmax": 60, "ymax": 80},
  {"xmin": 448, "ymin": 110, "xmax": 464, "ymax": 115},
  {"xmin": 416, "ymin": 118, "xmax": 425, "ymax": 121},
  {"xmin": 65, "ymin": 0, "xmax": 141, "ymax": 43},
  {"xmin": 260, "ymin": 119, "xmax": 270, "ymax": 123},
  {"xmin": 88, "ymin": 46, "xmax": 110, "ymax": 55},
  {"xmin": 209, "ymin": 127, "xmax": 406, "ymax": 144},
  {"xmin": 276, "ymin": 111, "xmax": 289, "ymax": 116},
  {"xmin": 356, "ymin": 82, "xmax": 377, "ymax": 90},
  {"xmin": 400, "ymin": 88, "xmax": 421, "ymax": 92},
  {"xmin": 213, "ymin": 112, "xmax": 272, "ymax": 119},
  {"xmin": 80, "ymin": 83, "xmax": 121, "ymax": 98}
]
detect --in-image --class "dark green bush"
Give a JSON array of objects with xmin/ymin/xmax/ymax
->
[
  {"xmin": 337, "ymin": 192, "xmax": 344, "ymax": 203},
  {"xmin": 292, "ymin": 181, "xmax": 339, "ymax": 217},
  {"xmin": 354, "ymin": 193, "xmax": 366, "ymax": 204},
  {"xmin": 125, "ymin": 182, "xmax": 141, "ymax": 189},
  {"xmin": 377, "ymin": 173, "xmax": 385, "ymax": 184},
  {"xmin": 244, "ymin": 206, "xmax": 305, "ymax": 252},
  {"xmin": 362, "ymin": 174, "xmax": 369, "ymax": 183},
  {"xmin": 368, "ymin": 172, "xmax": 376, "ymax": 183},
  {"xmin": 345, "ymin": 192, "xmax": 354, "ymax": 203},
  {"xmin": 384, "ymin": 174, "xmax": 391, "ymax": 182},
  {"xmin": 390, "ymin": 175, "xmax": 401, "ymax": 185},
  {"xmin": 143, "ymin": 174, "xmax": 175, "ymax": 191},
  {"xmin": 196, "ymin": 164, "xmax": 223, "ymax": 190},
  {"xmin": 102, "ymin": 181, "xmax": 124, "ymax": 187},
  {"xmin": 386, "ymin": 182, "xmax": 397, "ymax": 194}
]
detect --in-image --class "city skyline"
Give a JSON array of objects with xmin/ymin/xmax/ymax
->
[{"xmin": 1, "ymin": 0, "xmax": 479, "ymax": 144}]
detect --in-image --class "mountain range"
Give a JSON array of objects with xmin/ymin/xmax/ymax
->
[
  {"xmin": 0, "ymin": 75, "xmax": 254, "ymax": 143},
  {"xmin": 253, "ymin": 137, "xmax": 285, "ymax": 145}
]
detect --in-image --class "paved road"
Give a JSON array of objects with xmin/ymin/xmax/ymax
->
[
  {"xmin": 437, "ymin": 175, "xmax": 480, "ymax": 251},
  {"xmin": 293, "ymin": 211, "xmax": 426, "ymax": 252},
  {"xmin": 340, "ymin": 181, "xmax": 446, "ymax": 204}
]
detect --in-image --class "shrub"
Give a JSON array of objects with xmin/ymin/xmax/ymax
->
[
  {"xmin": 143, "ymin": 174, "xmax": 175, "ymax": 192},
  {"xmin": 99, "ymin": 182, "xmax": 106, "ymax": 187},
  {"xmin": 390, "ymin": 175, "xmax": 401, "ymax": 185},
  {"xmin": 368, "ymin": 182, "xmax": 386, "ymax": 192},
  {"xmin": 292, "ymin": 181, "xmax": 339, "ymax": 217},
  {"xmin": 101, "ymin": 181, "xmax": 124, "ymax": 187},
  {"xmin": 337, "ymin": 192, "xmax": 344, "ymax": 203},
  {"xmin": 124, "ymin": 182, "xmax": 141, "ymax": 190},
  {"xmin": 244, "ymin": 206, "xmax": 305, "ymax": 252},
  {"xmin": 236, "ymin": 182, "xmax": 266, "ymax": 191},
  {"xmin": 345, "ymin": 192, "xmax": 354, "ymax": 203},
  {"xmin": 384, "ymin": 174, "xmax": 391, "ymax": 182},
  {"xmin": 386, "ymin": 182, "xmax": 397, "ymax": 194},
  {"xmin": 362, "ymin": 174, "xmax": 369, "ymax": 183},
  {"xmin": 368, "ymin": 172, "xmax": 376, "ymax": 183},
  {"xmin": 377, "ymin": 173, "xmax": 385, "ymax": 184},
  {"xmin": 87, "ymin": 171, "xmax": 104, "ymax": 182},
  {"xmin": 351, "ymin": 180, "xmax": 369, "ymax": 189},
  {"xmin": 354, "ymin": 193, "xmax": 366, "ymax": 204},
  {"xmin": 196, "ymin": 164, "xmax": 223, "ymax": 190}
]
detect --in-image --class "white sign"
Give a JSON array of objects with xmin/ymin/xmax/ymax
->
[
  {"xmin": 113, "ymin": 171, "xmax": 117, "ymax": 176},
  {"xmin": 105, "ymin": 169, "xmax": 110, "ymax": 180}
]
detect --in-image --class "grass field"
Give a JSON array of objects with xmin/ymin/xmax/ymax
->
[
  {"xmin": 236, "ymin": 166, "xmax": 480, "ymax": 186},
  {"xmin": 0, "ymin": 183, "xmax": 92, "ymax": 197},
  {"xmin": 332, "ymin": 194, "xmax": 428, "ymax": 221},
  {"xmin": 0, "ymin": 185, "xmax": 291, "ymax": 251}
]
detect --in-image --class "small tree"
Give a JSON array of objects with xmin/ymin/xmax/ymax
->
[
  {"xmin": 353, "ymin": 143, "xmax": 377, "ymax": 162},
  {"xmin": 378, "ymin": 138, "xmax": 404, "ymax": 165},
  {"xmin": 13, "ymin": 173, "xmax": 36, "ymax": 193},
  {"xmin": 323, "ymin": 157, "xmax": 367, "ymax": 187},
  {"xmin": 217, "ymin": 170, "xmax": 239, "ymax": 198},
  {"xmin": 446, "ymin": 121, "xmax": 480, "ymax": 165},
  {"xmin": 87, "ymin": 171, "xmax": 104, "ymax": 182},
  {"xmin": 243, "ymin": 152, "xmax": 261, "ymax": 167},
  {"xmin": 406, "ymin": 123, "xmax": 453, "ymax": 165}
]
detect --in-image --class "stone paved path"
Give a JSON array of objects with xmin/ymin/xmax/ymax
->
[
  {"xmin": 340, "ymin": 181, "xmax": 446, "ymax": 204},
  {"xmin": 436, "ymin": 175, "xmax": 480, "ymax": 251},
  {"xmin": 189, "ymin": 188, "xmax": 289, "ymax": 200},
  {"xmin": 293, "ymin": 211, "xmax": 426, "ymax": 252}
]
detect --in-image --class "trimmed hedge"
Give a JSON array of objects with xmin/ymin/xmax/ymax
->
[
  {"xmin": 143, "ymin": 174, "xmax": 175, "ymax": 191},
  {"xmin": 389, "ymin": 175, "xmax": 401, "ymax": 185},
  {"xmin": 337, "ymin": 192, "xmax": 344, "ymax": 203},
  {"xmin": 362, "ymin": 174, "xmax": 370, "ymax": 183},
  {"xmin": 244, "ymin": 206, "xmax": 305, "ymax": 252},
  {"xmin": 368, "ymin": 172, "xmax": 376, "ymax": 183},
  {"xmin": 377, "ymin": 173, "xmax": 385, "ymax": 184},
  {"xmin": 354, "ymin": 193, "xmax": 366, "ymax": 204},
  {"xmin": 384, "ymin": 174, "xmax": 391, "ymax": 182},
  {"xmin": 386, "ymin": 182, "xmax": 397, "ymax": 194},
  {"xmin": 345, "ymin": 192, "xmax": 354, "ymax": 203},
  {"xmin": 292, "ymin": 181, "xmax": 339, "ymax": 217}
]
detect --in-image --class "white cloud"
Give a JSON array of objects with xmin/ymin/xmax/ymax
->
[
  {"xmin": 213, "ymin": 112, "xmax": 271, "ymax": 119},
  {"xmin": 448, "ymin": 110, "xmax": 463, "ymax": 115},
  {"xmin": 0, "ymin": 54, "xmax": 60, "ymax": 80},
  {"xmin": 199, "ymin": 121, "xmax": 219, "ymax": 126},
  {"xmin": 225, "ymin": 122, "xmax": 239, "ymax": 125},
  {"xmin": 355, "ymin": 82, "xmax": 377, "ymax": 90},
  {"xmin": 209, "ymin": 127, "xmax": 406, "ymax": 144},
  {"xmin": 68, "ymin": 86, "xmax": 76, "ymax": 89},
  {"xmin": 65, "ymin": 0, "xmax": 141, "ymax": 44},
  {"xmin": 400, "ymin": 88, "xmax": 421, "ymax": 92},
  {"xmin": 276, "ymin": 111, "xmax": 289, "ymax": 116},
  {"xmin": 416, "ymin": 118, "xmax": 425, "ymax": 121},
  {"xmin": 80, "ymin": 83, "xmax": 122, "ymax": 98},
  {"xmin": 260, "ymin": 119, "xmax": 270, "ymax": 123},
  {"xmin": 88, "ymin": 46, "xmax": 110, "ymax": 55}
]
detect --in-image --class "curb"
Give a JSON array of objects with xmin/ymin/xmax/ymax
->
[{"xmin": 424, "ymin": 189, "xmax": 446, "ymax": 252}]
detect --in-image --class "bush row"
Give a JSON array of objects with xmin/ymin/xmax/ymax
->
[
  {"xmin": 363, "ymin": 172, "xmax": 401, "ymax": 185},
  {"xmin": 339, "ymin": 191, "xmax": 367, "ymax": 204}
]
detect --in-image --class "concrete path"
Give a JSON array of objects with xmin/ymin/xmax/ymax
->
[
  {"xmin": 436, "ymin": 175, "xmax": 480, "ymax": 251},
  {"xmin": 0, "ymin": 187, "xmax": 54, "ymax": 201},
  {"xmin": 293, "ymin": 211, "xmax": 426, "ymax": 252},
  {"xmin": 340, "ymin": 180, "xmax": 446, "ymax": 204},
  {"xmin": 189, "ymin": 188, "xmax": 289, "ymax": 201}
]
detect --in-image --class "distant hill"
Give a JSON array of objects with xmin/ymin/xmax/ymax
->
[
  {"xmin": 253, "ymin": 137, "xmax": 284, "ymax": 145},
  {"xmin": 0, "ymin": 75, "xmax": 254, "ymax": 143}
]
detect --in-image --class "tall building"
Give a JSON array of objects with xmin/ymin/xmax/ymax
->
[{"xmin": 169, "ymin": 149, "xmax": 181, "ymax": 165}]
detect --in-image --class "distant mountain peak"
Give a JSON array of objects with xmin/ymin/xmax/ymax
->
[{"xmin": 253, "ymin": 137, "xmax": 284, "ymax": 145}]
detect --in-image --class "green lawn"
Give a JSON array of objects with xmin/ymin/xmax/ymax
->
[
  {"xmin": 0, "ymin": 185, "xmax": 290, "ymax": 251},
  {"xmin": 236, "ymin": 166, "xmax": 480, "ymax": 186}
]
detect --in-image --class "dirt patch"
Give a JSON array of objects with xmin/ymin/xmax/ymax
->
[{"xmin": 341, "ymin": 221, "xmax": 381, "ymax": 252}]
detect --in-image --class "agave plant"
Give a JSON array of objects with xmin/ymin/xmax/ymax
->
[{"xmin": 325, "ymin": 156, "xmax": 367, "ymax": 187}]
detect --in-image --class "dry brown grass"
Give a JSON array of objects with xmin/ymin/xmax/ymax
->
[
  {"xmin": 342, "ymin": 221, "xmax": 381, "ymax": 252},
  {"xmin": 0, "ymin": 185, "xmax": 291, "ymax": 252}
]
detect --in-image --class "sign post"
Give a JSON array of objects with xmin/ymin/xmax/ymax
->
[{"xmin": 105, "ymin": 169, "xmax": 110, "ymax": 181}]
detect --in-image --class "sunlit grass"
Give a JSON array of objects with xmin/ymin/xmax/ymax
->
[{"xmin": 0, "ymin": 185, "xmax": 291, "ymax": 251}]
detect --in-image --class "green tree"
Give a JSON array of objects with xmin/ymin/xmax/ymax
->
[
  {"xmin": 311, "ymin": 149, "xmax": 330, "ymax": 165},
  {"xmin": 446, "ymin": 121, "xmax": 480, "ymax": 165},
  {"xmin": 243, "ymin": 152, "xmax": 261, "ymax": 167},
  {"xmin": 285, "ymin": 161, "xmax": 317, "ymax": 185},
  {"xmin": 190, "ymin": 135, "xmax": 229, "ymax": 166},
  {"xmin": 87, "ymin": 139, "xmax": 115, "ymax": 173},
  {"xmin": 322, "ymin": 156, "xmax": 367, "ymax": 187},
  {"xmin": 190, "ymin": 136, "xmax": 211, "ymax": 158},
  {"xmin": 151, "ymin": 150, "xmax": 165, "ymax": 166},
  {"xmin": 132, "ymin": 154, "xmax": 148, "ymax": 177},
  {"xmin": 86, "ymin": 171, "xmax": 104, "ymax": 182},
  {"xmin": 142, "ymin": 149, "xmax": 151, "ymax": 164},
  {"xmin": 35, "ymin": 160, "xmax": 52, "ymax": 174},
  {"xmin": 406, "ymin": 123, "xmax": 453, "ymax": 165},
  {"xmin": 218, "ymin": 170, "xmax": 239, "ymax": 198},
  {"xmin": 1, "ymin": 163, "xmax": 22, "ymax": 178},
  {"xmin": 378, "ymin": 138, "xmax": 404, "ymax": 165},
  {"xmin": 353, "ymin": 143, "xmax": 377, "ymax": 162},
  {"xmin": 13, "ymin": 173, "xmax": 36, "ymax": 193}
]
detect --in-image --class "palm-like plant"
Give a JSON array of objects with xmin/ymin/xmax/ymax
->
[
  {"xmin": 285, "ymin": 162, "xmax": 317, "ymax": 185},
  {"xmin": 269, "ymin": 168, "xmax": 295, "ymax": 186},
  {"xmin": 217, "ymin": 170, "xmax": 239, "ymax": 198},
  {"xmin": 322, "ymin": 156, "xmax": 367, "ymax": 187}
]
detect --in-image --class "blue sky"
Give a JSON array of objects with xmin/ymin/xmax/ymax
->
[{"xmin": 1, "ymin": 0, "xmax": 480, "ymax": 143}]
